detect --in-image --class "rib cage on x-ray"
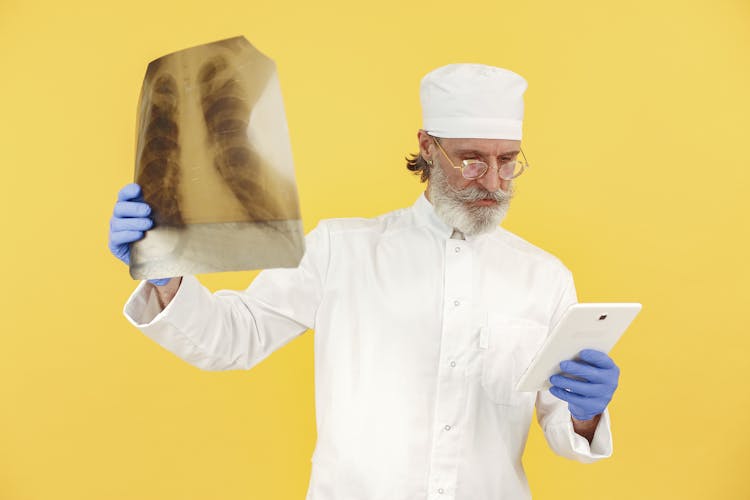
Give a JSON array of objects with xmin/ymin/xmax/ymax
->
[
  {"xmin": 130, "ymin": 36, "xmax": 305, "ymax": 279},
  {"xmin": 136, "ymin": 70, "xmax": 185, "ymax": 227},
  {"xmin": 135, "ymin": 39, "xmax": 298, "ymax": 227}
]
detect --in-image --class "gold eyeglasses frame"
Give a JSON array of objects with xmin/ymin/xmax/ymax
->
[{"xmin": 430, "ymin": 135, "xmax": 530, "ymax": 180}]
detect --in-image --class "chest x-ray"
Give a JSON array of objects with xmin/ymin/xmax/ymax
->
[{"xmin": 129, "ymin": 36, "xmax": 304, "ymax": 280}]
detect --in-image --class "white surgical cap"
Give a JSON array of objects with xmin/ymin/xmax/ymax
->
[{"xmin": 420, "ymin": 63, "xmax": 527, "ymax": 140}]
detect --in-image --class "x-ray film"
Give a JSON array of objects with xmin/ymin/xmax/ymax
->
[{"xmin": 130, "ymin": 36, "xmax": 304, "ymax": 280}]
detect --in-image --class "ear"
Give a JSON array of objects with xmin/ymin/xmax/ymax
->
[{"xmin": 417, "ymin": 129, "xmax": 433, "ymax": 163}]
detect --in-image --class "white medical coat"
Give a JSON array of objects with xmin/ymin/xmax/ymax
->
[{"xmin": 124, "ymin": 193, "xmax": 613, "ymax": 500}]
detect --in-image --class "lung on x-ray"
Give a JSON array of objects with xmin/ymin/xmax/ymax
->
[{"xmin": 129, "ymin": 36, "xmax": 305, "ymax": 280}]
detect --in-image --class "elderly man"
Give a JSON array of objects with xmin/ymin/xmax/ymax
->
[{"xmin": 109, "ymin": 64, "xmax": 619, "ymax": 499}]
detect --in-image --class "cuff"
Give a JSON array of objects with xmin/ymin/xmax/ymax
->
[
  {"xmin": 122, "ymin": 275, "xmax": 203, "ymax": 329},
  {"xmin": 568, "ymin": 409, "xmax": 613, "ymax": 460},
  {"xmin": 545, "ymin": 408, "xmax": 613, "ymax": 463}
]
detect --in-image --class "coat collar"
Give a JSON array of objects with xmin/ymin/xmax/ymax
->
[{"xmin": 412, "ymin": 191, "xmax": 453, "ymax": 239}]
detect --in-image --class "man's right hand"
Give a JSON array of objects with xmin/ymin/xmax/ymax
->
[{"xmin": 108, "ymin": 183, "xmax": 171, "ymax": 286}]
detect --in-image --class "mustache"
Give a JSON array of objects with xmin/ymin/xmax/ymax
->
[{"xmin": 448, "ymin": 183, "xmax": 515, "ymax": 203}]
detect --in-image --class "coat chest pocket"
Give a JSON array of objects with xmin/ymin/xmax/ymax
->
[{"xmin": 479, "ymin": 317, "xmax": 548, "ymax": 406}]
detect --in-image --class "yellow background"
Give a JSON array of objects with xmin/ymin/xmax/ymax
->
[{"xmin": 1, "ymin": 0, "xmax": 748, "ymax": 498}]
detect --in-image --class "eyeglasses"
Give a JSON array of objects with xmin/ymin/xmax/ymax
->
[{"xmin": 431, "ymin": 136, "xmax": 530, "ymax": 180}]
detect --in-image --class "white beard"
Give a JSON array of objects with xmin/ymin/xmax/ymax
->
[{"xmin": 428, "ymin": 161, "xmax": 514, "ymax": 236}]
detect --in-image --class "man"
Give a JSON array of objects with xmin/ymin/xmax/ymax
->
[{"xmin": 109, "ymin": 64, "xmax": 619, "ymax": 499}]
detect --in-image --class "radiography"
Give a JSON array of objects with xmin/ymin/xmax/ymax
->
[{"xmin": 129, "ymin": 36, "xmax": 304, "ymax": 280}]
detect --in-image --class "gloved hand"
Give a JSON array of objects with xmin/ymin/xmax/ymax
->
[
  {"xmin": 108, "ymin": 183, "xmax": 171, "ymax": 286},
  {"xmin": 548, "ymin": 349, "xmax": 620, "ymax": 421}
]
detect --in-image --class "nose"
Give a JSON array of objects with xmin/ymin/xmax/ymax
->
[{"xmin": 477, "ymin": 162, "xmax": 502, "ymax": 193}]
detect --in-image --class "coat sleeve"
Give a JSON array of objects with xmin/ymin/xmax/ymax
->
[
  {"xmin": 534, "ymin": 269, "xmax": 614, "ymax": 463},
  {"xmin": 122, "ymin": 221, "xmax": 331, "ymax": 371}
]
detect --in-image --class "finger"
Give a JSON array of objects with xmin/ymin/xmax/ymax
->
[
  {"xmin": 549, "ymin": 386, "xmax": 594, "ymax": 407},
  {"xmin": 109, "ymin": 230, "xmax": 144, "ymax": 246},
  {"xmin": 558, "ymin": 360, "xmax": 612, "ymax": 385},
  {"xmin": 117, "ymin": 183, "xmax": 142, "ymax": 201},
  {"xmin": 110, "ymin": 217, "xmax": 153, "ymax": 232},
  {"xmin": 114, "ymin": 201, "xmax": 151, "ymax": 218},
  {"xmin": 549, "ymin": 375, "xmax": 611, "ymax": 398},
  {"xmin": 578, "ymin": 349, "xmax": 617, "ymax": 369}
]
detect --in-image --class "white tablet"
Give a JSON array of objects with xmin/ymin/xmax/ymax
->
[{"xmin": 515, "ymin": 302, "xmax": 642, "ymax": 392}]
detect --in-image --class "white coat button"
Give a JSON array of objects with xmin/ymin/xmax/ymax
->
[
  {"xmin": 438, "ymin": 488, "xmax": 445, "ymax": 494},
  {"xmin": 453, "ymin": 300, "xmax": 460, "ymax": 307},
  {"xmin": 454, "ymin": 246, "xmax": 461, "ymax": 253},
  {"xmin": 444, "ymin": 424, "xmax": 451, "ymax": 431},
  {"xmin": 450, "ymin": 361, "xmax": 456, "ymax": 367}
]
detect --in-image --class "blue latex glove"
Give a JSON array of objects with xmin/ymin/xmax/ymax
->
[
  {"xmin": 548, "ymin": 349, "xmax": 620, "ymax": 421},
  {"xmin": 108, "ymin": 183, "xmax": 171, "ymax": 286}
]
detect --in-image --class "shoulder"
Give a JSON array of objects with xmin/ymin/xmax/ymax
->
[
  {"xmin": 486, "ymin": 226, "xmax": 572, "ymax": 274},
  {"xmin": 314, "ymin": 205, "xmax": 415, "ymax": 237}
]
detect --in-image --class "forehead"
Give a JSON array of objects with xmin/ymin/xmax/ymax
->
[{"xmin": 439, "ymin": 137, "xmax": 521, "ymax": 156}]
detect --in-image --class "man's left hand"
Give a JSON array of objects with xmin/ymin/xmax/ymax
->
[{"xmin": 549, "ymin": 349, "xmax": 620, "ymax": 421}]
